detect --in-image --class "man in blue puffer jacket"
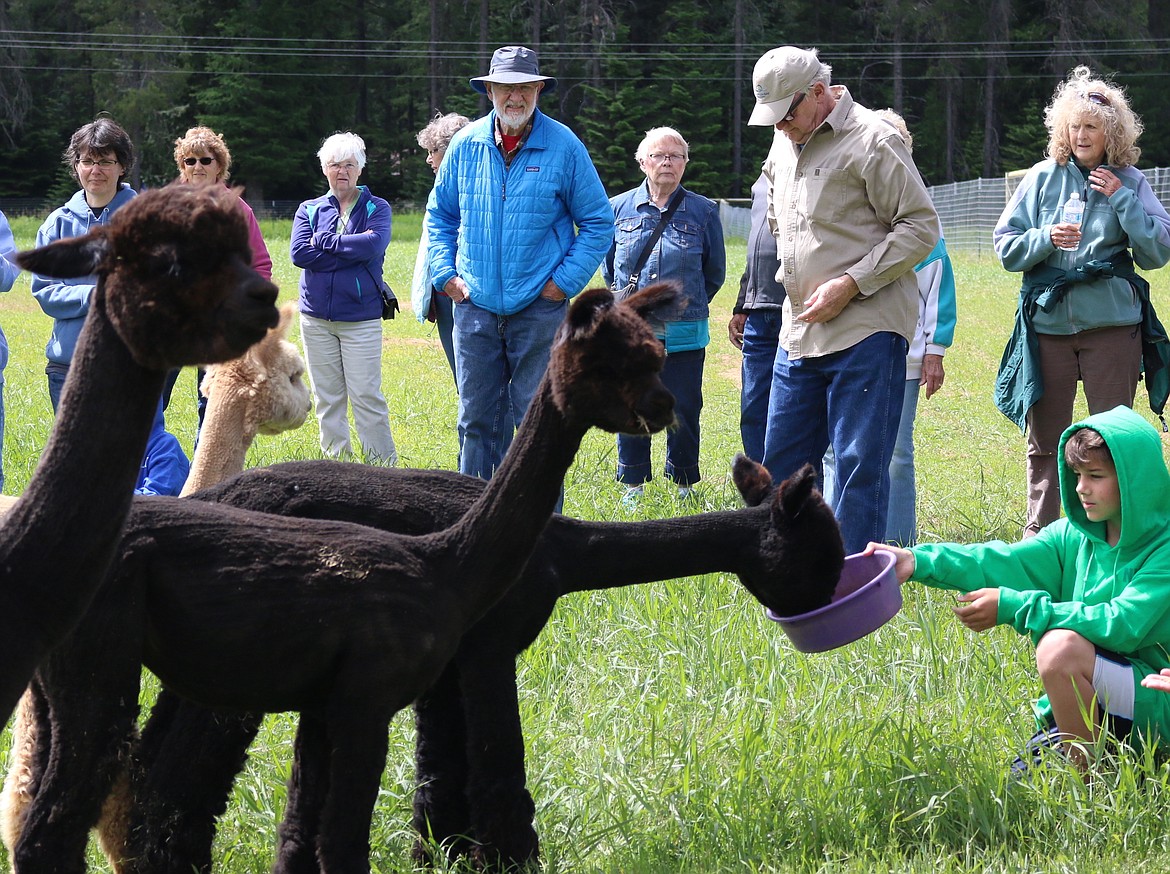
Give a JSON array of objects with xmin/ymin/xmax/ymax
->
[{"xmin": 426, "ymin": 45, "xmax": 614, "ymax": 486}]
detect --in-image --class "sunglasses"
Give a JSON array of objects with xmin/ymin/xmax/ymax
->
[
  {"xmin": 1084, "ymin": 91, "xmax": 1112, "ymax": 108},
  {"xmin": 783, "ymin": 91, "xmax": 807, "ymax": 123},
  {"xmin": 183, "ymin": 156, "xmax": 215, "ymax": 166}
]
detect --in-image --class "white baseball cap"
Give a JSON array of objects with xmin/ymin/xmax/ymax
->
[{"xmin": 748, "ymin": 46, "xmax": 822, "ymax": 126}]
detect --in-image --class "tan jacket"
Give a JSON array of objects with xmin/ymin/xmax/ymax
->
[{"xmin": 763, "ymin": 86, "xmax": 940, "ymax": 358}]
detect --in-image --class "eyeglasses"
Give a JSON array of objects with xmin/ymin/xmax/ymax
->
[
  {"xmin": 326, "ymin": 162, "xmax": 359, "ymax": 171},
  {"xmin": 647, "ymin": 152, "xmax": 687, "ymax": 164},
  {"xmin": 183, "ymin": 156, "xmax": 215, "ymax": 166},
  {"xmin": 78, "ymin": 158, "xmax": 119, "ymax": 169},
  {"xmin": 1084, "ymin": 91, "xmax": 1112, "ymax": 107},
  {"xmin": 783, "ymin": 91, "xmax": 807, "ymax": 123}
]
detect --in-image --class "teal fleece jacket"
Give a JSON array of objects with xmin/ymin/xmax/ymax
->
[{"xmin": 911, "ymin": 405, "xmax": 1170, "ymax": 738}]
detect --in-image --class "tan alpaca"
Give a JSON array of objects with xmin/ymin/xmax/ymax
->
[
  {"xmin": 1, "ymin": 304, "xmax": 307, "ymax": 871},
  {"xmin": 180, "ymin": 302, "xmax": 311, "ymax": 496}
]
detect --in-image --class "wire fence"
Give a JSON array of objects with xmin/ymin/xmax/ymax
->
[{"xmin": 719, "ymin": 166, "xmax": 1170, "ymax": 257}]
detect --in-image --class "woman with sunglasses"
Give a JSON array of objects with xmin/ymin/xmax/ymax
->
[
  {"xmin": 171, "ymin": 127, "xmax": 273, "ymax": 436},
  {"xmin": 994, "ymin": 66, "xmax": 1170, "ymax": 538}
]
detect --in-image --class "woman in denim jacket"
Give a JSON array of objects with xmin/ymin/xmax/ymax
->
[{"xmin": 603, "ymin": 127, "xmax": 725, "ymax": 503}]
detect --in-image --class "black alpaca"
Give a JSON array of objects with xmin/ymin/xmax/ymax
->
[
  {"xmin": 0, "ymin": 186, "xmax": 278, "ymax": 724},
  {"xmin": 8, "ymin": 285, "xmax": 677, "ymax": 874},
  {"xmin": 103, "ymin": 457, "xmax": 842, "ymax": 872}
]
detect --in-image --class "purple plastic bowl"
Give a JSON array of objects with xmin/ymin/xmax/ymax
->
[{"xmin": 765, "ymin": 548, "xmax": 902, "ymax": 653}]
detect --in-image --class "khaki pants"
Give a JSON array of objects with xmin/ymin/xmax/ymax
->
[{"xmin": 1024, "ymin": 324, "xmax": 1141, "ymax": 536}]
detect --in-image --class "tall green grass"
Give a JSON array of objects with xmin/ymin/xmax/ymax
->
[{"xmin": 3, "ymin": 213, "xmax": 1170, "ymax": 872}]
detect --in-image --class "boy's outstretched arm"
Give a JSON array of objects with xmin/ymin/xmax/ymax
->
[{"xmin": 1142, "ymin": 668, "xmax": 1170, "ymax": 693}]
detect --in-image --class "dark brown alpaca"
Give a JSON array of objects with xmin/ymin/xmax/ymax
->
[
  {"xmin": 0, "ymin": 185, "xmax": 278, "ymax": 726},
  {"xmin": 79, "ymin": 457, "xmax": 841, "ymax": 873},
  {"xmin": 7, "ymin": 285, "xmax": 677, "ymax": 874}
]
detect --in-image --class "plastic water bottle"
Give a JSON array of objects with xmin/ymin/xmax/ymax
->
[{"xmin": 1059, "ymin": 191, "xmax": 1083, "ymax": 251}]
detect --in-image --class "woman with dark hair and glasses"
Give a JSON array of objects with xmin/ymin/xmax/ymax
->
[
  {"xmin": 172, "ymin": 126, "xmax": 273, "ymax": 433},
  {"xmin": 31, "ymin": 116, "xmax": 137, "ymax": 411},
  {"xmin": 994, "ymin": 65, "xmax": 1170, "ymax": 537}
]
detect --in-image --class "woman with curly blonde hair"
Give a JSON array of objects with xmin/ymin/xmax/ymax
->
[{"xmin": 994, "ymin": 66, "xmax": 1170, "ymax": 536}]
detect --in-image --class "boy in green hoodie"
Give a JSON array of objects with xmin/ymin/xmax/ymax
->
[{"xmin": 871, "ymin": 405, "xmax": 1170, "ymax": 772}]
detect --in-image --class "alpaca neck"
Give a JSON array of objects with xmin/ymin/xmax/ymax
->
[
  {"xmin": 442, "ymin": 377, "xmax": 580, "ymax": 615},
  {"xmin": 0, "ymin": 288, "xmax": 164, "ymax": 717},
  {"xmin": 181, "ymin": 388, "xmax": 253, "ymax": 497},
  {"xmin": 548, "ymin": 509, "xmax": 764, "ymax": 595}
]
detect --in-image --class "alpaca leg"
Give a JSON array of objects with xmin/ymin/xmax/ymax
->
[
  {"xmin": 315, "ymin": 708, "xmax": 392, "ymax": 874},
  {"xmin": 119, "ymin": 692, "xmax": 262, "ymax": 874},
  {"xmin": 412, "ymin": 663, "xmax": 473, "ymax": 866},
  {"xmin": 459, "ymin": 653, "xmax": 539, "ymax": 870},
  {"xmin": 1, "ymin": 681, "xmax": 51, "ymax": 861},
  {"xmin": 14, "ymin": 648, "xmax": 141, "ymax": 874},
  {"xmin": 273, "ymin": 713, "xmax": 330, "ymax": 874}
]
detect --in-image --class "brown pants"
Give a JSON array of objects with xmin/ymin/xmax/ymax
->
[{"xmin": 1024, "ymin": 324, "xmax": 1141, "ymax": 536}]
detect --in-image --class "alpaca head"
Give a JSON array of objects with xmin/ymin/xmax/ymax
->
[
  {"xmin": 732, "ymin": 458, "xmax": 845, "ymax": 617},
  {"xmin": 548, "ymin": 283, "xmax": 677, "ymax": 436},
  {"xmin": 201, "ymin": 303, "xmax": 311, "ymax": 437},
  {"xmin": 16, "ymin": 185, "xmax": 279, "ymax": 370}
]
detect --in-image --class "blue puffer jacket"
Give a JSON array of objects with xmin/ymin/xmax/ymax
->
[
  {"xmin": 291, "ymin": 186, "xmax": 391, "ymax": 323},
  {"xmin": 426, "ymin": 109, "xmax": 613, "ymax": 316}
]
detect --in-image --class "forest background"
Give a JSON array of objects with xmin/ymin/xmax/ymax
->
[{"xmin": 3, "ymin": 0, "xmax": 1170, "ymax": 209}]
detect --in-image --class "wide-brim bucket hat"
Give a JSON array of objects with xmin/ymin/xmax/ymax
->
[{"xmin": 470, "ymin": 45, "xmax": 558, "ymax": 94}]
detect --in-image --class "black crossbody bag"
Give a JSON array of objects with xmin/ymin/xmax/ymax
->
[{"xmin": 613, "ymin": 188, "xmax": 684, "ymax": 297}]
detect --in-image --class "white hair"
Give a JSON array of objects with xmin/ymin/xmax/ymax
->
[
  {"xmin": 636, "ymin": 127, "xmax": 690, "ymax": 162},
  {"xmin": 317, "ymin": 132, "xmax": 367, "ymax": 172}
]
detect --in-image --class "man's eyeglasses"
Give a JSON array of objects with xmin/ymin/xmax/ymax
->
[
  {"xmin": 183, "ymin": 156, "xmax": 215, "ymax": 166},
  {"xmin": 647, "ymin": 152, "xmax": 687, "ymax": 164},
  {"xmin": 78, "ymin": 159, "xmax": 118, "ymax": 169},
  {"xmin": 784, "ymin": 91, "xmax": 807, "ymax": 123},
  {"xmin": 1084, "ymin": 91, "xmax": 1112, "ymax": 107}
]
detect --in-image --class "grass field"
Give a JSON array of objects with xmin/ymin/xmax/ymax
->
[{"xmin": 3, "ymin": 213, "xmax": 1170, "ymax": 872}]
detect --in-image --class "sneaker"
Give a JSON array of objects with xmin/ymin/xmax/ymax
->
[
  {"xmin": 1010, "ymin": 724, "xmax": 1063, "ymax": 779},
  {"xmin": 620, "ymin": 485, "xmax": 644, "ymax": 510},
  {"xmin": 677, "ymin": 485, "xmax": 696, "ymax": 501}
]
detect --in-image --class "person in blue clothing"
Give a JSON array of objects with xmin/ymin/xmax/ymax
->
[
  {"xmin": 31, "ymin": 116, "xmax": 136, "ymax": 412},
  {"xmin": 426, "ymin": 45, "xmax": 613, "ymax": 486},
  {"xmin": 603, "ymin": 127, "xmax": 725, "ymax": 502},
  {"xmin": 0, "ymin": 209, "xmax": 19, "ymax": 492},
  {"xmin": 993, "ymin": 66, "xmax": 1170, "ymax": 537},
  {"xmin": 135, "ymin": 402, "xmax": 190, "ymax": 497},
  {"xmin": 728, "ymin": 169, "xmax": 785, "ymax": 463},
  {"xmin": 291, "ymin": 131, "xmax": 397, "ymax": 466}
]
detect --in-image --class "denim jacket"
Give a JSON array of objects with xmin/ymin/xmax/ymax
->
[{"xmin": 603, "ymin": 182, "xmax": 725, "ymax": 350}]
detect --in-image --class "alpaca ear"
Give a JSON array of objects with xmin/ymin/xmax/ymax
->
[
  {"xmin": 558, "ymin": 287, "xmax": 614, "ymax": 343},
  {"xmin": 774, "ymin": 463, "xmax": 819, "ymax": 519},
  {"xmin": 732, "ymin": 453, "xmax": 774, "ymax": 507},
  {"xmin": 624, "ymin": 280, "xmax": 682, "ymax": 321},
  {"xmin": 16, "ymin": 231, "xmax": 112, "ymax": 279},
  {"xmin": 275, "ymin": 302, "xmax": 296, "ymax": 339}
]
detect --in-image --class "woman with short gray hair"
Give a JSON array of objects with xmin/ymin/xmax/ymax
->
[{"xmin": 291, "ymin": 132, "xmax": 397, "ymax": 465}]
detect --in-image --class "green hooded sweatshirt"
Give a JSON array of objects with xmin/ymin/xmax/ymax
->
[{"xmin": 911, "ymin": 405, "xmax": 1170, "ymax": 738}]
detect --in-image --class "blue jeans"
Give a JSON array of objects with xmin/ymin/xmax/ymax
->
[
  {"xmin": 823, "ymin": 377, "xmax": 920, "ymax": 546},
  {"xmin": 617, "ymin": 348, "xmax": 704, "ymax": 486},
  {"xmin": 46, "ymin": 362, "xmax": 68, "ymax": 413},
  {"xmin": 763, "ymin": 331, "xmax": 907, "ymax": 555},
  {"xmin": 739, "ymin": 309, "xmax": 781, "ymax": 462},
  {"xmin": 453, "ymin": 295, "xmax": 565, "ymax": 484}
]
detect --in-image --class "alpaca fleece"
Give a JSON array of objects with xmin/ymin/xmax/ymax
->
[
  {"xmin": 102, "ymin": 457, "xmax": 842, "ymax": 873},
  {"xmin": 0, "ymin": 185, "xmax": 278, "ymax": 725},
  {"xmin": 8, "ymin": 285, "xmax": 678, "ymax": 874}
]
